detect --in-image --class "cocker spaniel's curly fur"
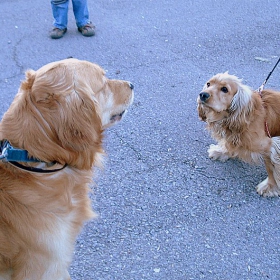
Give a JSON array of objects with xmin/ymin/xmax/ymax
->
[
  {"xmin": 197, "ymin": 72, "xmax": 280, "ymax": 197},
  {"xmin": 0, "ymin": 58, "xmax": 134, "ymax": 280}
]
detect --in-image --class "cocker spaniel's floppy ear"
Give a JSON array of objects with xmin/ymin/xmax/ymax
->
[
  {"xmin": 229, "ymin": 81, "xmax": 252, "ymax": 113},
  {"xmin": 227, "ymin": 80, "xmax": 254, "ymax": 131}
]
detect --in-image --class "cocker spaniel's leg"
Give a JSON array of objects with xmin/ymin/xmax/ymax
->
[
  {"xmin": 208, "ymin": 141, "xmax": 231, "ymax": 162},
  {"xmin": 257, "ymin": 137, "xmax": 280, "ymax": 197}
]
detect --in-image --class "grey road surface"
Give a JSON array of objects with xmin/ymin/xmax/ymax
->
[{"xmin": 1, "ymin": 0, "xmax": 280, "ymax": 279}]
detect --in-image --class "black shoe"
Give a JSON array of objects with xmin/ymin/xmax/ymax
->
[
  {"xmin": 50, "ymin": 28, "xmax": 67, "ymax": 39},
  {"xmin": 78, "ymin": 22, "xmax": 95, "ymax": 37}
]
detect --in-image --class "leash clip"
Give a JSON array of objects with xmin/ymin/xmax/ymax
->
[{"xmin": 257, "ymin": 83, "xmax": 264, "ymax": 97}]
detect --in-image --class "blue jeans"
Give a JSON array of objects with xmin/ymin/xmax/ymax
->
[{"xmin": 51, "ymin": 0, "xmax": 90, "ymax": 29}]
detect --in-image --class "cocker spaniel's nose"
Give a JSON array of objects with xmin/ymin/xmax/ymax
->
[
  {"xmin": 129, "ymin": 82, "xmax": 134, "ymax": 90},
  {"xmin": 199, "ymin": 92, "xmax": 210, "ymax": 102}
]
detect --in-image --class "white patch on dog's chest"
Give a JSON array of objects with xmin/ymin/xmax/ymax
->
[{"xmin": 39, "ymin": 212, "xmax": 74, "ymax": 259}]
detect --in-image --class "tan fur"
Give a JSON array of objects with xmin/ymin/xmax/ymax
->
[
  {"xmin": 0, "ymin": 58, "xmax": 133, "ymax": 280},
  {"xmin": 197, "ymin": 72, "xmax": 280, "ymax": 197}
]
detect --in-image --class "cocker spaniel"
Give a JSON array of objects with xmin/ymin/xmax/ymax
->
[
  {"xmin": 197, "ymin": 72, "xmax": 280, "ymax": 197},
  {"xmin": 0, "ymin": 58, "xmax": 134, "ymax": 280}
]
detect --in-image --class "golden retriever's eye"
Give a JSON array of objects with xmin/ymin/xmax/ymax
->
[
  {"xmin": 221, "ymin": 86, "xmax": 228, "ymax": 93},
  {"xmin": 206, "ymin": 82, "xmax": 210, "ymax": 87}
]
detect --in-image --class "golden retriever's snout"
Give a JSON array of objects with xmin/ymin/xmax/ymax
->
[{"xmin": 199, "ymin": 92, "xmax": 210, "ymax": 102}]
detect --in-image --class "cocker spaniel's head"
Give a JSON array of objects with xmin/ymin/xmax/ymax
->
[
  {"xmin": 197, "ymin": 72, "xmax": 252, "ymax": 122},
  {"xmin": 0, "ymin": 58, "xmax": 134, "ymax": 169}
]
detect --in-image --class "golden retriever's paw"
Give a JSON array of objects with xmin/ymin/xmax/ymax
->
[
  {"xmin": 207, "ymin": 144, "xmax": 230, "ymax": 162},
  {"xmin": 256, "ymin": 178, "xmax": 280, "ymax": 197}
]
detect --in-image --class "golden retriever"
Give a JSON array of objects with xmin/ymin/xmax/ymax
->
[
  {"xmin": 0, "ymin": 58, "xmax": 134, "ymax": 280},
  {"xmin": 197, "ymin": 72, "xmax": 280, "ymax": 197}
]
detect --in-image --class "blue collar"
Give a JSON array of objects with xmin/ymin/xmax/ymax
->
[
  {"xmin": 0, "ymin": 140, "xmax": 67, "ymax": 173},
  {"xmin": 0, "ymin": 140, "xmax": 42, "ymax": 162}
]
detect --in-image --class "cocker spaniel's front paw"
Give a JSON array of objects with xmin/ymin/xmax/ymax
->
[
  {"xmin": 256, "ymin": 178, "xmax": 280, "ymax": 197},
  {"xmin": 207, "ymin": 144, "xmax": 230, "ymax": 162}
]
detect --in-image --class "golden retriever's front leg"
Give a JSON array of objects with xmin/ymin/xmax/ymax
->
[
  {"xmin": 207, "ymin": 141, "xmax": 231, "ymax": 162},
  {"xmin": 257, "ymin": 137, "xmax": 280, "ymax": 197}
]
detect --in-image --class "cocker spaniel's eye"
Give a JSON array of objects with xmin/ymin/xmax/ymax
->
[
  {"xmin": 206, "ymin": 82, "xmax": 210, "ymax": 87},
  {"xmin": 221, "ymin": 86, "xmax": 228, "ymax": 93}
]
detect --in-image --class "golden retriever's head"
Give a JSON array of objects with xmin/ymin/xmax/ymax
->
[
  {"xmin": 197, "ymin": 72, "xmax": 253, "ymax": 121},
  {"xmin": 95, "ymin": 78, "xmax": 134, "ymax": 129},
  {"xmin": 0, "ymin": 59, "xmax": 134, "ymax": 169}
]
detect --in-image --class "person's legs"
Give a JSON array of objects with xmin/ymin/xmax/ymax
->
[
  {"xmin": 72, "ymin": 0, "xmax": 95, "ymax": 36},
  {"xmin": 50, "ymin": 0, "xmax": 69, "ymax": 38},
  {"xmin": 72, "ymin": 0, "xmax": 89, "ymax": 27},
  {"xmin": 51, "ymin": 0, "xmax": 69, "ymax": 29}
]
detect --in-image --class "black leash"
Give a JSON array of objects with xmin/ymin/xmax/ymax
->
[{"xmin": 258, "ymin": 56, "xmax": 280, "ymax": 93}]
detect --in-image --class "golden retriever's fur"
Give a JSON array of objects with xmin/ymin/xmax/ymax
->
[
  {"xmin": 197, "ymin": 72, "xmax": 280, "ymax": 197},
  {"xmin": 0, "ymin": 58, "xmax": 134, "ymax": 280}
]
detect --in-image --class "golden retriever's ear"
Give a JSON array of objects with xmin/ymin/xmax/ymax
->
[
  {"xmin": 34, "ymin": 91, "xmax": 59, "ymax": 104},
  {"xmin": 20, "ymin": 70, "xmax": 36, "ymax": 91},
  {"xmin": 57, "ymin": 92, "xmax": 102, "ymax": 151},
  {"xmin": 30, "ymin": 67, "xmax": 70, "ymax": 104},
  {"xmin": 33, "ymin": 88, "xmax": 103, "ymax": 169}
]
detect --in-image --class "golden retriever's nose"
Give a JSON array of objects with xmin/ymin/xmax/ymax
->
[
  {"xmin": 199, "ymin": 92, "xmax": 210, "ymax": 102},
  {"xmin": 129, "ymin": 82, "xmax": 134, "ymax": 90}
]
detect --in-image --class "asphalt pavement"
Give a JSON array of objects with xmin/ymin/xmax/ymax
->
[{"xmin": 1, "ymin": 0, "xmax": 280, "ymax": 279}]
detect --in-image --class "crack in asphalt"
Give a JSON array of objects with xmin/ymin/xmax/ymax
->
[{"xmin": 0, "ymin": 38, "xmax": 25, "ymax": 83}]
